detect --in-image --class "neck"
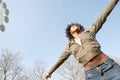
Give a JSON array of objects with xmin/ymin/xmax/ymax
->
[{"xmin": 72, "ymin": 32, "xmax": 79, "ymax": 39}]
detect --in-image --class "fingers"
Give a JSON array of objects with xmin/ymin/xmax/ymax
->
[{"xmin": 45, "ymin": 73, "xmax": 51, "ymax": 79}]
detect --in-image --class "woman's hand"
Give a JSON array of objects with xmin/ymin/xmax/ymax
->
[{"xmin": 45, "ymin": 73, "xmax": 51, "ymax": 79}]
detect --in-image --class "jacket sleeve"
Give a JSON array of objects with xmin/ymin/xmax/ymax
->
[
  {"xmin": 48, "ymin": 43, "xmax": 71, "ymax": 75},
  {"xmin": 88, "ymin": 0, "xmax": 119, "ymax": 33}
]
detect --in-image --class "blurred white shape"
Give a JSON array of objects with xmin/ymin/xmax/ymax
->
[
  {"xmin": 0, "ymin": 12, "xmax": 4, "ymax": 23},
  {"xmin": 0, "ymin": 1, "xmax": 9, "ymax": 32}
]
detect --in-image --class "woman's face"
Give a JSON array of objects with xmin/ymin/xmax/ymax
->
[{"xmin": 70, "ymin": 25, "xmax": 78, "ymax": 34}]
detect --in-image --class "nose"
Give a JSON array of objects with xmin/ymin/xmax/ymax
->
[{"xmin": 72, "ymin": 26, "xmax": 76, "ymax": 28}]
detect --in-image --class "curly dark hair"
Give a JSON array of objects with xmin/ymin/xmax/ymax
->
[{"xmin": 65, "ymin": 23, "xmax": 84, "ymax": 41}]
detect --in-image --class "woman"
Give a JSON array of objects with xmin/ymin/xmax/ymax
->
[{"xmin": 45, "ymin": 0, "xmax": 120, "ymax": 80}]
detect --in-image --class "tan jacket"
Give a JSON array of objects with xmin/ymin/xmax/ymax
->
[{"xmin": 48, "ymin": 0, "xmax": 119, "ymax": 75}]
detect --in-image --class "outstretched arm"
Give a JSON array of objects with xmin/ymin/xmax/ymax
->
[
  {"xmin": 88, "ymin": 0, "xmax": 119, "ymax": 33},
  {"xmin": 45, "ymin": 43, "xmax": 71, "ymax": 79}
]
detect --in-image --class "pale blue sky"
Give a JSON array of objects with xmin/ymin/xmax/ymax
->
[{"xmin": 0, "ymin": 0, "xmax": 120, "ymax": 71}]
